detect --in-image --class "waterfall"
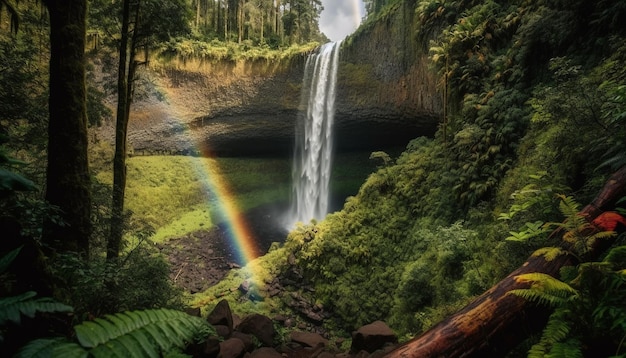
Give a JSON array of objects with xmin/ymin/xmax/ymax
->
[{"xmin": 287, "ymin": 41, "xmax": 341, "ymax": 228}]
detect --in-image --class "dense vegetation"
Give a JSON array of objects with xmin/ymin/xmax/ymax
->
[
  {"xmin": 2, "ymin": 0, "xmax": 626, "ymax": 356},
  {"xmin": 271, "ymin": 0, "xmax": 626, "ymax": 345},
  {"xmin": 0, "ymin": 0, "xmax": 327, "ymax": 354},
  {"xmin": 196, "ymin": 0, "xmax": 626, "ymax": 354}
]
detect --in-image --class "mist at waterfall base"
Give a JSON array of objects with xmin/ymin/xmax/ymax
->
[{"xmin": 283, "ymin": 41, "xmax": 342, "ymax": 230}]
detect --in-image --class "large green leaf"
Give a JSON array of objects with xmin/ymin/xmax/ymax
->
[
  {"xmin": 0, "ymin": 292, "xmax": 72, "ymax": 325},
  {"xmin": 15, "ymin": 338, "xmax": 87, "ymax": 358},
  {"xmin": 75, "ymin": 308, "xmax": 208, "ymax": 357}
]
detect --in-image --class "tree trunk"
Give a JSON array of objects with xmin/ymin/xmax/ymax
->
[
  {"xmin": 108, "ymin": 0, "xmax": 132, "ymax": 260},
  {"xmin": 386, "ymin": 166, "xmax": 626, "ymax": 358},
  {"xmin": 43, "ymin": 0, "xmax": 91, "ymax": 258}
]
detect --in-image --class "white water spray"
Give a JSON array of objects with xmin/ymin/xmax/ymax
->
[{"xmin": 286, "ymin": 41, "xmax": 341, "ymax": 228}]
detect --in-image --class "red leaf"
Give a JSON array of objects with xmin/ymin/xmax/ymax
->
[{"xmin": 592, "ymin": 211, "xmax": 626, "ymax": 231}]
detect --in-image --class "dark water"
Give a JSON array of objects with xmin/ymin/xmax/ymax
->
[{"xmin": 209, "ymin": 147, "xmax": 405, "ymax": 266}]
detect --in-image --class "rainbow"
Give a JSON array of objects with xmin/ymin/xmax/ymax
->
[
  {"xmin": 188, "ymin": 142, "xmax": 261, "ymax": 269},
  {"xmin": 351, "ymin": 0, "xmax": 365, "ymax": 28}
]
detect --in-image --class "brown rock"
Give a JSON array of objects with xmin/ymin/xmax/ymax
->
[
  {"xmin": 315, "ymin": 352, "xmax": 336, "ymax": 358},
  {"xmin": 350, "ymin": 321, "xmax": 397, "ymax": 354},
  {"xmin": 218, "ymin": 338, "xmax": 246, "ymax": 358},
  {"xmin": 249, "ymin": 347, "xmax": 283, "ymax": 358},
  {"xmin": 215, "ymin": 325, "xmax": 231, "ymax": 338},
  {"xmin": 207, "ymin": 299, "xmax": 234, "ymax": 335},
  {"xmin": 290, "ymin": 331, "xmax": 329, "ymax": 348},
  {"xmin": 237, "ymin": 314, "xmax": 276, "ymax": 347},
  {"xmin": 231, "ymin": 331, "xmax": 256, "ymax": 353}
]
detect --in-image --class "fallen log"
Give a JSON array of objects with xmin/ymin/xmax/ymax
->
[{"xmin": 386, "ymin": 166, "xmax": 626, "ymax": 358}]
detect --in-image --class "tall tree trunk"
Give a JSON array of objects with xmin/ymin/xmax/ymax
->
[
  {"xmin": 195, "ymin": 0, "xmax": 200, "ymax": 29},
  {"xmin": 237, "ymin": 0, "xmax": 243, "ymax": 43},
  {"xmin": 42, "ymin": 0, "xmax": 91, "ymax": 258},
  {"xmin": 108, "ymin": 0, "xmax": 133, "ymax": 260},
  {"xmin": 386, "ymin": 166, "xmax": 626, "ymax": 357},
  {"xmin": 260, "ymin": 5, "xmax": 264, "ymax": 43}
]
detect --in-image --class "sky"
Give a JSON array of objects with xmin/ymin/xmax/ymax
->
[{"xmin": 319, "ymin": 0, "xmax": 366, "ymax": 42}]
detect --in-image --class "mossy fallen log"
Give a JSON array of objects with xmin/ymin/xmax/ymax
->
[{"xmin": 386, "ymin": 166, "xmax": 626, "ymax": 358}]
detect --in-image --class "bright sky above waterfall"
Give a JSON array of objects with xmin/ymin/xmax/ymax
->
[{"xmin": 320, "ymin": 0, "xmax": 365, "ymax": 41}]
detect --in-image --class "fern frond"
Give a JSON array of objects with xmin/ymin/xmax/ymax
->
[
  {"xmin": 588, "ymin": 230, "xmax": 617, "ymax": 242},
  {"xmin": 603, "ymin": 245, "xmax": 626, "ymax": 267},
  {"xmin": 15, "ymin": 338, "xmax": 87, "ymax": 358},
  {"xmin": 557, "ymin": 195, "xmax": 581, "ymax": 221},
  {"xmin": 546, "ymin": 338, "xmax": 583, "ymax": 358},
  {"xmin": 542, "ymin": 309, "xmax": 572, "ymax": 345},
  {"xmin": 528, "ymin": 310, "xmax": 581, "ymax": 358},
  {"xmin": 0, "ymin": 292, "xmax": 73, "ymax": 325},
  {"xmin": 511, "ymin": 273, "xmax": 578, "ymax": 307},
  {"xmin": 74, "ymin": 308, "xmax": 208, "ymax": 357},
  {"xmin": 0, "ymin": 246, "xmax": 22, "ymax": 273},
  {"xmin": 532, "ymin": 247, "xmax": 567, "ymax": 261}
]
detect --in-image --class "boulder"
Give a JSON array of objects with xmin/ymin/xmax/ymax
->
[
  {"xmin": 237, "ymin": 314, "xmax": 276, "ymax": 347},
  {"xmin": 218, "ymin": 338, "xmax": 246, "ymax": 358},
  {"xmin": 350, "ymin": 321, "xmax": 397, "ymax": 353},
  {"xmin": 207, "ymin": 299, "xmax": 234, "ymax": 335},
  {"xmin": 230, "ymin": 331, "xmax": 255, "ymax": 353},
  {"xmin": 249, "ymin": 347, "xmax": 283, "ymax": 358},
  {"xmin": 289, "ymin": 331, "xmax": 329, "ymax": 348}
]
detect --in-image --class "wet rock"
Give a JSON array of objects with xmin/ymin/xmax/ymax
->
[{"xmin": 238, "ymin": 280, "xmax": 250, "ymax": 294}]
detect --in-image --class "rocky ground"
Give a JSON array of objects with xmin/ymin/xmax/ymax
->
[{"xmin": 159, "ymin": 202, "xmax": 290, "ymax": 293}]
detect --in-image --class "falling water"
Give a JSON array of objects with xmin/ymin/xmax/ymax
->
[{"xmin": 287, "ymin": 41, "xmax": 342, "ymax": 228}]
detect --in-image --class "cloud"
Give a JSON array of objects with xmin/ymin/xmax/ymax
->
[{"xmin": 319, "ymin": 0, "xmax": 363, "ymax": 41}]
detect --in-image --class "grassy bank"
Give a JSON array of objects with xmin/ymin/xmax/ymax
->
[{"xmin": 94, "ymin": 151, "xmax": 378, "ymax": 243}]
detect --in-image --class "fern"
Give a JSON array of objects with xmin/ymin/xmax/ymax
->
[
  {"xmin": 0, "ymin": 291, "xmax": 73, "ymax": 326},
  {"xmin": 603, "ymin": 245, "xmax": 626, "ymax": 267},
  {"xmin": 545, "ymin": 195, "xmax": 617, "ymax": 256},
  {"xmin": 0, "ymin": 246, "xmax": 22, "ymax": 273},
  {"xmin": 528, "ymin": 309, "xmax": 578, "ymax": 358},
  {"xmin": 511, "ymin": 273, "xmax": 578, "ymax": 307},
  {"xmin": 15, "ymin": 338, "xmax": 87, "ymax": 358},
  {"xmin": 532, "ymin": 247, "xmax": 567, "ymax": 262},
  {"xmin": 512, "ymin": 244, "xmax": 626, "ymax": 357},
  {"xmin": 19, "ymin": 308, "xmax": 210, "ymax": 358}
]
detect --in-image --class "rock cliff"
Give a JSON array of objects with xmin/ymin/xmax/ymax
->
[{"xmin": 121, "ymin": 4, "xmax": 441, "ymax": 157}]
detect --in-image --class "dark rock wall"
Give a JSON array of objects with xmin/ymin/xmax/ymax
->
[
  {"xmin": 335, "ymin": 1, "xmax": 441, "ymax": 152},
  {"xmin": 125, "ymin": 3, "xmax": 441, "ymax": 157}
]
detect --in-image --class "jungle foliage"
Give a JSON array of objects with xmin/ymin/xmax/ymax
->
[
  {"xmin": 2, "ymin": 0, "xmax": 626, "ymax": 355},
  {"xmin": 253, "ymin": 0, "xmax": 626, "ymax": 346}
]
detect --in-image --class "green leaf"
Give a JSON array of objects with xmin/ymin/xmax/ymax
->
[
  {"xmin": 0, "ymin": 246, "xmax": 22, "ymax": 273},
  {"xmin": 75, "ymin": 309, "xmax": 208, "ymax": 357},
  {"xmin": 0, "ymin": 168, "xmax": 37, "ymax": 193},
  {"xmin": 532, "ymin": 247, "xmax": 567, "ymax": 261},
  {"xmin": 0, "ymin": 292, "xmax": 71, "ymax": 325},
  {"xmin": 76, "ymin": 320, "xmax": 109, "ymax": 348},
  {"xmin": 16, "ymin": 338, "xmax": 87, "ymax": 358}
]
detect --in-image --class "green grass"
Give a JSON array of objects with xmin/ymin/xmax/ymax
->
[{"xmin": 94, "ymin": 152, "xmax": 377, "ymax": 244}]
